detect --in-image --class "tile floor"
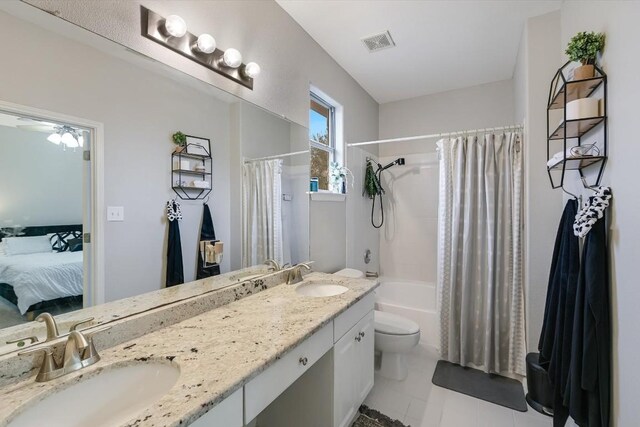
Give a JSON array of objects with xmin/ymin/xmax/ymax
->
[{"xmin": 363, "ymin": 342, "xmax": 560, "ymax": 427}]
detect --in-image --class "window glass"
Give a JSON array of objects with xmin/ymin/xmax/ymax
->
[{"xmin": 309, "ymin": 92, "xmax": 335, "ymax": 191}]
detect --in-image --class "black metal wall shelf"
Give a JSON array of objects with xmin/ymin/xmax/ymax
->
[
  {"xmin": 172, "ymin": 139, "xmax": 212, "ymax": 200},
  {"xmin": 547, "ymin": 62, "xmax": 608, "ymax": 189}
]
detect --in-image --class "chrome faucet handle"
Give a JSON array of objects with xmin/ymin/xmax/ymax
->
[
  {"xmin": 35, "ymin": 313, "xmax": 60, "ymax": 342},
  {"xmin": 69, "ymin": 317, "xmax": 95, "ymax": 332},
  {"xmin": 264, "ymin": 259, "xmax": 281, "ymax": 271},
  {"xmin": 6, "ymin": 336, "xmax": 39, "ymax": 347},
  {"xmin": 286, "ymin": 262, "xmax": 312, "ymax": 285},
  {"xmin": 78, "ymin": 325, "xmax": 111, "ymax": 366},
  {"xmin": 18, "ymin": 345, "xmax": 60, "ymax": 382}
]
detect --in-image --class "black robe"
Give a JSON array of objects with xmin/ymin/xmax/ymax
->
[
  {"xmin": 538, "ymin": 199, "xmax": 580, "ymax": 426},
  {"xmin": 565, "ymin": 215, "xmax": 610, "ymax": 427}
]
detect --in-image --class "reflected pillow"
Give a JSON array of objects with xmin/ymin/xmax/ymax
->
[
  {"xmin": 3, "ymin": 235, "xmax": 52, "ymax": 255},
  {"xmin": 67, "ymin": 238, "xmax": 83, "ymax": 253},
  {"xmin": 48, "ymin": 231, "xmax": 82, "ymax": 252}
]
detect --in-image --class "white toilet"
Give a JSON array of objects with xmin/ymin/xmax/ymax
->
[{"xmin": 334, "ymin": 268, "xmax": 421, "ymax": 381}]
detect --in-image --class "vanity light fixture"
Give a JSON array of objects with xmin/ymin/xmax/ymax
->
[
  {"xmin": 195, "ymin": 33, "xmax": 216, "ymax": 54},
  {"xmin": 244, "ymin": 62, "xmax": 261, "ymax": 78},
  {"xmin": 222, "ymin": 48, "xmax": 242, "ymax": 68},
  {"xmin": 141, "ymin": 6, "xmax": 258, "ymax": 89},
  {"xmin": 164, "ymin": 15, "xmax": 187, "ymax": 38}
]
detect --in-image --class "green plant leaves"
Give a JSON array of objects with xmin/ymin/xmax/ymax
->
[{"xmin": 566, "ymin": 31, "xmax": 605, "ymax": 65}]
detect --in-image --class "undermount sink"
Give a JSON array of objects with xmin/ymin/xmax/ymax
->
[
  {"xmin": 296, "ymin": 281, "xmax": 349, "ymax": 297},
  {"xmin": 8, "ymin": 362, "xmax": 180, "ymax": 427}
]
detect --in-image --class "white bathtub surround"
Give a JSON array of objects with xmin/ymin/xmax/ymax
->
[
  {"xmin": 0, "ymin": 272, "xmax": 378, "ymax": 426},
  {"xmin": 437, "ymin": 133, "xmax": 525, "ymax": 376}
]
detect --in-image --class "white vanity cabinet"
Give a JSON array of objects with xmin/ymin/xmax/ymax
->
[
  {"xmin": 333, "ymin": 294, "xmax": 376, "ymax": 427},
  {"xmin": 244, "ymin": 322, "xmax": 334, "ymax": 423},
  {"xmin": 189, "ymin": 388, "xmax": 243, "ymax": 427}
]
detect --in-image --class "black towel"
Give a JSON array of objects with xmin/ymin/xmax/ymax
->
[{"xmin": 166, "ymin": 214, "xmax": 184, "ymax": 287}]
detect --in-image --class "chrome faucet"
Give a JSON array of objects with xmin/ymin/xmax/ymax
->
[
  {"xmin": 18, "ymin": 325, "xmax": 110, "ymax": 382},
  {"xmin": 35, "ymin": 312, "xmax": 61, "ymax": 342},
  {"xmin": 264, "ymin": 259, "xmax": 281, "ymax": 271},
  {"xmin": 286, "ymin": 262, "xmax": 312, "ymax": 285}
]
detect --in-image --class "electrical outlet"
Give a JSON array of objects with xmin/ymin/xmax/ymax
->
[{"xmin": 107, "ymin": 206, "xmax": 124, "ymax": 222}]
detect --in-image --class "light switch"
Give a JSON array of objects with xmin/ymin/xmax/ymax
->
[{"xmin": 107, "ymin": 206, "xmax": 124, "ymax": 222}]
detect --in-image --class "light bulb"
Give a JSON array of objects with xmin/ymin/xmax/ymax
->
[
  {"xmin": 47, "ymin": 133, "xmax": 61, "ymax": 145},
  {"xmin": 61, "ymin": 132, "xmax": 78, "ymax": 148},
  {"xmin": 223, "ymin": 48, "xmax": 242, "ymax": 68},
  {"xmin": 244, "ymin": 62, "xmax": 261, "ymax": 78},
  {"xmin": 164, "ymin": 15, "xmax": 187, "ymax": 38},
  {"xmin": 195, "ymin": 33, "xmax": 216, "ymax": 54}
]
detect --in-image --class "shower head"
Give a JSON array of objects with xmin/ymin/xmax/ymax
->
[{"xmin": 380, "ymin": 157, "xmax": 406, "ymax": 171}]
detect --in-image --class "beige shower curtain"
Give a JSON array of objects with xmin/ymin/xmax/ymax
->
[{"xmin": 437, "ymin": 132, "xmax": 525, "ymax": 376}]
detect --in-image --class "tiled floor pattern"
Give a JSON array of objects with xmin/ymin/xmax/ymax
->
[{"xmin": 363, "ymin": 342, "xmax": 560, "ymax": 427}]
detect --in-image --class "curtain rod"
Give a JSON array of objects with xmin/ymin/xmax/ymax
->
[
  {"xmin": 347, "ymin": 124, "xmax": 524, "ymax": 147},
  {"xmin": 244, "ymin": 149, "xmax": 309, "ymax": 162}
]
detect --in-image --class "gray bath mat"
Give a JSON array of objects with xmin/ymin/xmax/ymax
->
[
  {"xmin": 353, "ymin": 405, "xmax": 410, "ymax": 427},
  {"xmin": 431, "ymin": 360, "xmax": 527, "ymax": 412}
]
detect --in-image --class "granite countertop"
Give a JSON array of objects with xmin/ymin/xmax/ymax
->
[{"xmin": 0, "ymin": 272, "xmax": 378, "ymax": 426}]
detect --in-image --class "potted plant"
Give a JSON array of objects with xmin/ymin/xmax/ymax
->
[
  {"xmin": 172, "ymin": 131, "xmax": 187, "ymax": 152},
  {"xmin": 565, "ymin": 31, "xmax": 605, "ymax": 80}
]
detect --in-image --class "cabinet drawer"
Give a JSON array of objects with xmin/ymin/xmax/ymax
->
[
  {"xmin": 190, "ymin": 387, "xmax": 243, "ymax": 427},
  {"xmin": 333, "ymin": 292, "xmax": 375, "ymax": 343},
  {"xmin": 244, "ymin": 322, "xmax": 333, "ymax": 423}
]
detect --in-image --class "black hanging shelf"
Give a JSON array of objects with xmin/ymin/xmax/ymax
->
[
  {"xmin": 172, "ymin": 140, "xmax": 212, "ymax": 200},
  {"xmin": 547, "ymin": 61, "xmax": 608, "ymax": 189}
]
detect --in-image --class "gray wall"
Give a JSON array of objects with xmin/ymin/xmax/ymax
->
[
  {"xmin": 21, "ymin": 0, "xmax": 380, "ymax": 146},
  {"xmin": 0, "ymin": 125, "xmax": 83, "ymax": 227},
  {"xmin": 15, "ymin": 0, "xmax": 379, "ymax": 278},
  {"xmin": 379, "ymin": 79, "xmax": 515, "ymax": 156},
  {"xmin": 559, "ymin": 2, "xmax": 640, "ymax": 424},
  {"xmin": 512, "ymin": 10, "xmax": 563, "ymax": 352},
  {"xmin": 0, "ymin": 11, "xmax": 232, "ymax": 302}
]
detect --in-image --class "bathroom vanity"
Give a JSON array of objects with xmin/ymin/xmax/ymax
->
[{"xmin": 0, "ymin": 271, "xmax": 377, "ymax": 427}]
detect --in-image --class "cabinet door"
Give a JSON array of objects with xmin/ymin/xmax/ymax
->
[
  {"xmin": 333, "ymin": 323, "xmax": 359, "ymax": 427},
  {"xmin": 356, "ymin": 310, "xmax": 375, "ymax": 404}
]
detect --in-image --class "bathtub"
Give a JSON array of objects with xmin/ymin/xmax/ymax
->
[{"xmin": 374, "ymin": 278, "xmax": 438, "ymax": 346}]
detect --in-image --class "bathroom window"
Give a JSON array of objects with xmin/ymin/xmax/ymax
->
[{"xmin": 309, "ymin": 92, "xmax": 336, "ymax": 190}]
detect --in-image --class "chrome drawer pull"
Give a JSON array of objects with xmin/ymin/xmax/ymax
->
[
  {"xmin": 359, "ymin": 331, "xmax": 365, "ymax": 338},
  {"xmin": 299, "ymin": 356, "xmax": 308, "ymax": 366},
  {"xmin": 355, "ymin": 335, "xmax": 362, "ymax": 342}
]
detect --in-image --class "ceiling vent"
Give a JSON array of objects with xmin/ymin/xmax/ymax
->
[{"xmin": 361, "ymin": 31, "xmax": 396, "ymax": 53}]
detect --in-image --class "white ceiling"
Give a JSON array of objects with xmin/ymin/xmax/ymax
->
[{"xmin": 276, "ymin": 0, "xmax": 561, "ymax": 103}]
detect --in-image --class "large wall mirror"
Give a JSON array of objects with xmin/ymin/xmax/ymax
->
[{"xmin": 0, "ymin": 3, "xmax": 309, "ymax": 354}]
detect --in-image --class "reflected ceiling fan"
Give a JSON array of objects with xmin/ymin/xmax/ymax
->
[{"xmin": 16, "ymin": 117, "xmax": 84, "ymax": 148}]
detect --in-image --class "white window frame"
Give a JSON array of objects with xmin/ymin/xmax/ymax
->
[{"xmin": 309, "ymin": 92, "xmax": 336, "ymax": 162}]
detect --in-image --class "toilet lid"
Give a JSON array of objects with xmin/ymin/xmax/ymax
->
[{"xmin": 374, "ymin": 310, "xmax": 420, "ymax": 335}]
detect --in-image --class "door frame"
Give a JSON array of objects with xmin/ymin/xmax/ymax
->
[{"xmin": 0, "ymin": 99, "xmax": 105, "ymax": 307}]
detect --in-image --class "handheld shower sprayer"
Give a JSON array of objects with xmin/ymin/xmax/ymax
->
[{"xmin": 369, "ymin": 157, "xmax": 406, "ymax": 228}]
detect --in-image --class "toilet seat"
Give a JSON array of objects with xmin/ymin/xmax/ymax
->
[{"xmin": 374, "ymin": 310, "xmax": 420, "ymax": 336}]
